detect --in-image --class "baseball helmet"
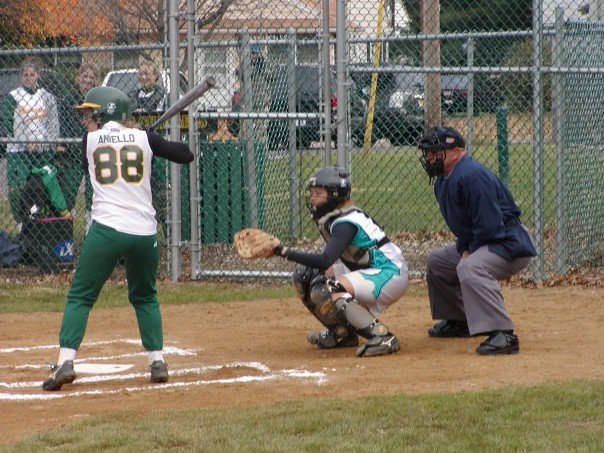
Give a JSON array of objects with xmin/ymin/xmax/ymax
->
[
  {"xmin": 306, "ymin": 166, "xmax": 351, "ymax": 220},
  {"xmin": 75, "ymin": 86, "xmax": 132, "ymax": 126}
]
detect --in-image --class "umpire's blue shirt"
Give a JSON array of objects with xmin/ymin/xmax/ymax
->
[{"xmin": 434, "ymin": 154, "xmax": 537, "ymax": 261}]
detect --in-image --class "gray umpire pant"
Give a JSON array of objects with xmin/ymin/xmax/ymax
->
[{"xmin": 426, "ymin": 244, "xmax": 533, "ymax": 335}]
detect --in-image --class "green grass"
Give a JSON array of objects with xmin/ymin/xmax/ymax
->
[
  {"xmin": 258, "ymin": 143, "xmax": 558, "ymax": 239},
  {"xmin": 0, "ymin": 281, "xmax": 428, "ymax": 314},
  {"xmin": 5, "ymin": 380, "xmax": 602, "ymax": 451},
  {"xmin": 0, "ymin": 281, "xmax": 296, "ymax": 314}
]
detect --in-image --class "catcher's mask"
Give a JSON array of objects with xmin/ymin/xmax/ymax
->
[
  {"xmin": 418, "ymin": 126, "xmax": 465, "ymax": 181},
  {"xmin": 306, "ymin": 166, "xmax": 351, "ymax": 220},
  {"xmin": 75, "ymin": 86, "xmax": 132, "ymax": 127}
]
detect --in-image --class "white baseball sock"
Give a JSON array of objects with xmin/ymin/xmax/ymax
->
[{"xmin": 58, "ymin": 348, "xmax": 77, "ymax": 365}]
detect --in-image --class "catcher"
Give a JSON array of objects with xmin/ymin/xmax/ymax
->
[{"xmin": 235, "ymin": 166, "xmax": 408, "ymax": 357}]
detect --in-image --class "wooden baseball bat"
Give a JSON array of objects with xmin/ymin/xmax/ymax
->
[{"xmin": 149, "ymin": 76, "xmax": 216, "ymax": 130}]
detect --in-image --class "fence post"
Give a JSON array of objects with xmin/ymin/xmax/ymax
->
[
  {"xmin": 496, "ymin": 105, "xmax": 509, "ymax": 186},
  {"xmin": 186, "ymin": 0, "xmax": 200, "ymax": 279},
  {"xmin": 287, "ymin": 29, "xmax": 300, "ymax": 238},
  {"xmin": 241, "ymin": 31, "xmax": 259, "ymax": 227},
  {"xmin": 168, "ymin": 0, "xmax": 182, "ymax": 281},
  {"xmin": 465, "ymin": 38, "xmax": 475, "ymax": 154},
  {"xmin": 531, "ymin": 0, "xmax": 545, "ymax": 281},
  {"xmin": 553, "ymin": 6, "xmax": 567, "ymax": 274}
]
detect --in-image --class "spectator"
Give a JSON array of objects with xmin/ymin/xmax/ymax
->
[
  {"xmin": 1, "ymin": 58, "xmax": 60, "ymax": 227},
  {"xmin": 58, "ymin": 63, "xmax": 101, "ymax": 215},
  {"xmin": 418, "ymin": 126, "xmax": 537, "ymax": 355},
  {"xmin": 130, "ymin": 61, "xmax": 166, "ymax": 112},
  {"xmin": 228, "ymin": 44, "xmax": 267, "ymax": 138},
  {"xmin": 129, "ymin": 61, "xmax": 168, "ymax": 234}
]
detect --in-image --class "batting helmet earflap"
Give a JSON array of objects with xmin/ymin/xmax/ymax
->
[{"xmin": 75, "ymin": 86, "xmax": 132, "ymax": 126}]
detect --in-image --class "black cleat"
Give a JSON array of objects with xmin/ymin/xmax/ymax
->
[
  {"xmin": 356, "ymin": 334, "xmax": 401, "ymax": 357},
  {"xmin": 428, "ymin": 320, "xmax": 471, "ymax": 338},
  {"xmin": 476, "ymin": 331, "xmax": 519, "ymax": 355},
  {"xmin": 42, "ymin": 360, "xmax": 76, "ymax": 391},
  {"xmin": 150, "ymin": 360, "xmax": 169, "ymax": 383}
]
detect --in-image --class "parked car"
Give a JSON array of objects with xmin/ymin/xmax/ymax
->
[
  {"xmin": 351, "ymin": 71, "xmax": 424, "ymax": 146},
  {"xmin": 392, "ymin": 72, "xmax": 503, "ymax": 115},
  {"xmin": 0, "ymin": 68, "xmax": 80, "ymax": 156},
  {"xmin": 230, "ymin": 65, "xmax": 367, "ymax": 149}
]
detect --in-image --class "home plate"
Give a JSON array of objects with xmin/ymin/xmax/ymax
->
[{"xmin": 74, "ymin": 364, "xmax": 134, "ymax": 374}]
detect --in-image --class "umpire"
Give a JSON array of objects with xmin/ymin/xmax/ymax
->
[{"xmin": 418, "ymin": 126, "xmax": 536, "ymax": 355}]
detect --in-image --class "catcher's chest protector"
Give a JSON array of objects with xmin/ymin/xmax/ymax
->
[{"xmin": 317, "ymin": 206, "xmax": 374, "ymax": 268}]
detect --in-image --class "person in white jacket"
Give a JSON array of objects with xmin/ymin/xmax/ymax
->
[{"xmin": 1, "ymin": 58, "xmax": 60, "ymax": 225}]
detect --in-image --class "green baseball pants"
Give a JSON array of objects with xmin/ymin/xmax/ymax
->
[{"xmin": 58, "ymin": 221, "xmax": 163, "ymax": 351}]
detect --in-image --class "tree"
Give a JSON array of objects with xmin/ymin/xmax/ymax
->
[{"xmin": 399, "ymin": 0, "xmax": 533, "ymax": 66}]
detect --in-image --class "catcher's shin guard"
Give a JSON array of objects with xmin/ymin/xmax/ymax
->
[
  {"xmin": 307, "ymin": 326, "xmax": 359, "ymax": 349},
  {"xmin": 332, "ymin": 295, "xmax": 400, "ymax": 357},
  {"xmin": 333, "ymin": 294, "xmax": 388, "ymax": 337}
]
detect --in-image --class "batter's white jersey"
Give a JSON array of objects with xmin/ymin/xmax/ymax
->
[{"xmin": 86, "ymin": 121, "xmax": 157, "ymax": 235}]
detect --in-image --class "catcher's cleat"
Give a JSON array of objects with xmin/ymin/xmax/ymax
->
[
  {"xmin": 428, "ymin": 319, "xmax": 471, "ymax": 338},
  {"xmin": 150, "ymin": 360, "xmax": 169, "ymax": 383},
  {"xmin": 476, "ymin": 331, "xmax": 519, "ymax": 355},
  {"xmin": 42, "ymin": 360, "xmax": 76, "ymax": 391},
  {"xmin": 307, "ymin": 328, "xmax": 359, "ymax": 349},
  {"xmin": 356, "ymin": 334, "xmax": 401, "ymax": 357}
]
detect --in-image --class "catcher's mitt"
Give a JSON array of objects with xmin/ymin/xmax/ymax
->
[{"xmin": 234, "ymin": 228, "xmax": 281, "ymax": 259}]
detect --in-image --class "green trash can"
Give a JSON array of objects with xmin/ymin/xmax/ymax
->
[{"xmin": 178, "ymin": 140, "xmax": 266, "ymax": 244}]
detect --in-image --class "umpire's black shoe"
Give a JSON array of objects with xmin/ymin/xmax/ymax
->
[
  {"xmin": 476, "ymin": 331, "xmax": 519, "ymax": 355},
  {"xmin": 42, "ymin": 360, "xmax": 76, "ymax": 391},
  {"xmin": 150, "ymin": 360, "xmax": 169, "ymax": 383},
  {"xmin": 428, "ymin": 320, "xmax": 471, "ymax": 338}
]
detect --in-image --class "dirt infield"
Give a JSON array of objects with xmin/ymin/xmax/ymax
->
[{"xmin": 1, "ymin": 285, "xmax": 602, "ymax": 444}]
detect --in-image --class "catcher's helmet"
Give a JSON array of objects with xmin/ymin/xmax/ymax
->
[
  {"xmin": 418, "ymin": 126, "xmax": 465, "ymax": 181},
  {"xmin": 306, "ymin": 166, "xmax": 351, "ymax": 220},
  {"xmin": 75, "ymin": 86, "xmax": 132, "ymax": 126},
  {"xmin": 417, "ymin": 126, "xmax": 465, "ymax": 151}
]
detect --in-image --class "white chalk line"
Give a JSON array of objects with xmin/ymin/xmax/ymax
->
[
  {"xmin": 1, "ymin": 370, "xmax": 326, "ymax": 401},
  {"xmin": 1, "ymin": 364, "xmax": 327, "ymax": 400},
  {"xmin": 2, "ymin": 362, "xmax": 271, "ymax": 389},
  {"xmin": 0, "ymin": 339, "xmax": 329, "ymax": 400},
  {"xmin": 0, "ymin": 339, "xmax": 144, "ymax": 354},
  {"xmin": 0, "ymin": 340, "xmax": 197, "ymax": 370}
]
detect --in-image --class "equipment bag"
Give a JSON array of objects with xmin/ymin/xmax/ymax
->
[
  {"xmin": 21, "ymin": 217, "xmax": 75, "ymax": 273},
  {"xmin": 0, "ymin": 229, "xmax": 22, "ymax": 267}
]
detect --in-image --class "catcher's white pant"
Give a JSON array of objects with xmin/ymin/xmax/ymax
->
[
  {"xmin": 332, "ymin": 262, "xmax": 408, "ymax": 316},
  {"xmin": 427, "ymin": 244, "xmax": 533, "ymax": 335}
]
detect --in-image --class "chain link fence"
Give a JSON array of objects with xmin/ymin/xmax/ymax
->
[{"xmin": 0, "ymin": 0, "xmax": 602, "ymax": 280}]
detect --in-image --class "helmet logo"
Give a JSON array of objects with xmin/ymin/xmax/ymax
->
[{"xmin": 106, "ymin": 102, "xmax": 117, "ymax": 114}]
